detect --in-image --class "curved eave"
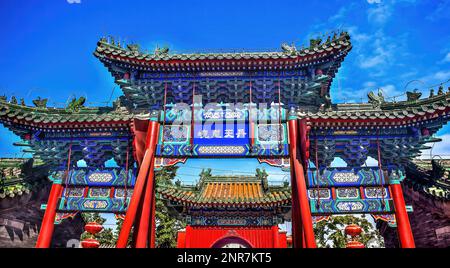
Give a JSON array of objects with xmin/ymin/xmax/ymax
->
[
  {"xmin": 0, "ymin": 101, "xmax": 133, "ymax": 130},
  {"xmin": 404, "ymin": 163, "xmax": 450, "ymax": 201},
  {"xmin": 305, "ymin": 93, "xmax": 450, "ymax": 128},
  {"xmin": 404, "ymin": 178, "xmax": 450, "ymax": 201},
  {"xmin": 94, "ymin": 40, "xmax": 352, "ymax": 73},
  {"xmin": 158, "ymin": 189, "xmax": 291, "ymax": 209}
]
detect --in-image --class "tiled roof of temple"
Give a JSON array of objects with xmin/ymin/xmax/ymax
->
[
  {"xmin": 0, "ymin": 97, "xmax": 133, "ymax": 128},
  {"xmin": 94, "ymin": 32, "xmax": 352, "ymax": 71},
  {"xmin": 303, "ymin": 88, "xmax": 450, "ymax": 128},
  {"xmin": 2, "ymin": 87, "xmax": 450, "ymax": 130},
  {"xmin": 405, "ymin": 159, "xmax": 450, "ymax": 200},
  {"xmin": 158, "ymin": 170, "xmax": 291, "ymax": 208},
  {"xmin": 0, "ymin": 158, "xmax": 32, "ymax": 199}
]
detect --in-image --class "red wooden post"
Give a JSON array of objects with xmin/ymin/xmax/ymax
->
[
  {"xmin": 302, "ymin": 230, "xmax": 306, "ymax": 248},
  {"xmin": 35, "ymin": 182, "xmax": 63, "ymax": 248},
  {"xmin": 288, "ymin": 137, "xmax": 303, "ymax": 248},
  {"xmin": 291, "ymin": 180, "xmax": 303, "ymax": 248},
  {"xmin": 135, "ymin": 178, "xmax": 151, "ymax": 248},
  {"xmin": 391, "ymin": 183, "xmax": 415, "ymax": 248},
  {"xmin": 150, "ymin": 193, "xmax": 156, "ymax": 248},
  {"xmin": 272, "ymin": 225, "xmax": 280, "ymax": 248},
  {"xmin": 177, "ymin": 230, "xmax": 186, "ymax": 248},
  {"xmin": 288, "ymin": 118, "xmax": 317, "ymax": 248},
  {"xmin": 116, "ymin": 120, "xmax": 159, "ymax": 248},
  {"xmin": 185, "ymin": 225, "xmax": 192, "ymax": 248},
  {"xmin": 135, "ymin": 126, "xmax": 159, "ymax": 248}
]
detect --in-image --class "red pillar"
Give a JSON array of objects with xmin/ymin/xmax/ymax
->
[
  {"xmin": 117, "ymin": 120, "xmax": 159, "ymax": 248},
  {"xmin": 36, "ymin": 182, "xmax": 63, "ymax": 248},
  {"xmin": 135, "ymin": 141, "xmax": 158, "ymax": 248},
  {"xmin": 291, "ymin": 181, "xmax": 303, "ymax": 247},
  {"xmin": 272, "ymin": 225, "xmax": 280, "ymax": 248},
  {"xmin": 177, "ymin": 230, "xmax": 186, "ymax": 248},
  {"xmin": 391, "ymin": 183, "xmax": 415, "ymax": 248},
  {"xmin": 288, "ymin": 136, "xmax": 303, "ymax": 248},
  {"xmin": 185, "ymin": 225, "xmax": 192, "ymax": 248},
  {"xmin": 288, "ymin": 118, "xmax": 317, "ymax": 248},
  {"xmin": 135, "ymin": 176, "xmax": 152, "ymax": 248},
  {"xmin": 150, "ymin": 193, "xmax": 156, "ymax": 248}
]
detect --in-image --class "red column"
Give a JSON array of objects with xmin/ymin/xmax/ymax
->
[
  {"xmin": 391, "ymin": 183, "xmax": 415, "ymax": 248},
  {"xmin": 177, "ymin": 230, "xmax": 186, "ymax": 248},
  {"xmin": 288, "ymin": 133, "xmax": 303, "ymax": 248},
  {"xmin": 185, "ymin": 225, "xmax": 192, "ymax": 248},
  {"xmin": 135, "ymin": 177, "xmax": 151, "ymax": 248},
  {"xmin": 117, "ymin": 120, "xmax": 159, "ymax": 248},
  {"xmin": 288, "ymin": 118, "xmax": 317, "ymax": 248},
  {"xmin": 272, "ymin": 225, "xmax": 280, "ymax": 248},
  {"xmin": 150, "ymin": 193, "xmax": 156, "ymax": 248},
  {"xmin": 135, "ymin": 139, "xmax": 158, "ymax": 248},
  {"xmin": 36, "ymin": 182, "xmax": 63, "ymax": 248},
  {"xmin": 290, "ymin": 179, "xmax": 303, "ymax": 247}
]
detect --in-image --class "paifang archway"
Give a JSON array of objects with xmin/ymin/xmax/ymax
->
[{"xmin": 1, "ymin": 31, "xmax": 445, "ymax": 248}]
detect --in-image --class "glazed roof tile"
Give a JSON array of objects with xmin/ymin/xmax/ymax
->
[
  {"xmin": 301, "ymin": 92, "xmax": 450, "ymax": 124},
  {"xmin": 0, "ymin": 158, "xmax": 32, "ymax": 199},
  {"xmin": 0, "ymin": 99, "xmax": 133, "ymax": 128},
  {"xmin": 94, "ymin": 33, "xmax": 352, "ymax": 68},
  {"xmin": 405, "ymin": 159, "xmax": 450, "ymax": 200},
  {"xmin": 158, "ymin": 175, "xmax": 291, "ymax": 208}
]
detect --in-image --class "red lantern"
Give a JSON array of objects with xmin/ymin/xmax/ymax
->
[
  {"xmin": 85, "ymin": 222, "xmax": 103, "ymax": 235},
  {"xmin": 286, "ymin": 236, "xmax": 293, "ymax": 247},
  {"xmin": 345, "ymin": 224, "xmax": 362, "ymax": 237},
  {"xmin": 81, "ymin": 238, "xmax": 100, "ymax": 248},
  {"xmin": 346, "ymin": 240, "xmax": 365, "ymax": 248}
]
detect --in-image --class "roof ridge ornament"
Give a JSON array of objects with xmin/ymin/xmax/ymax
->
[
  {"xmin": 9, "ymin": 96, "xmax": 17, "ymax": 105},
  {"xmin": 281, "ymin": 43, "xmax": 297, "ymax": 56},
  {"xmin": 32, "ymin": 97, "xmax": 48, "ymax": 108},
  {"xmin": 367, "ymin": 89, "xmax": 385, "ymax": 108},
  {"xmin": 127, "ymin": 43, "xmax": 140, "ymax": 52},
  {"xmin": 406, "ymin": 89, "xmax": 422, "ymax": 102},
  {"xmin": 438, "ymin": 85, "xmax": 444, "ymax": 95},
  {"xmin": 154, "ymin": 45, "xmax": 169, "ymax": 56},
  {"xmin": 309, "ymin": 37, "xmax": 322, "ymax": 48},
  {"xmin": 255, "ymin": 168, "xmax": 269, "ymax": 191},
  {"xmin": 65, "ymin": 96, "xmax": 86, "ymax": 113}
]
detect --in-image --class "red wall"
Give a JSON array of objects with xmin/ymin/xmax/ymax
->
[{"xmin": 177, "ymin": 226, "xmax": 287, "ymax": 248}]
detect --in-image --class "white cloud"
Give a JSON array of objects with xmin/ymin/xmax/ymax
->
[
  {"xmin": 367, "ymin": 0, "xmax": 382, "ymax": 4},
  {"xmin": 367, "ymin": 3, "xmax": 392, "ymax": 25},
  {"xmin": 443, "ymin": 52, "xmax": 450, "ymax": 63},
  {"xmin": 363, "ymin": 81, "xmax": 377, "ymax": 88},
  {"xmin": 421, "ymin": 70, "xmax": 450, "ymax": 84},
  {"xmin": 346, "ymin": 27, "xmax": 368, "ymax": 42},
  {"xmin": 433, "ymin": 70, "xmax": 450, "ymax": 81},
  {"xmin": 354, "ymin": 28, "xmax": 411, "ymax": 79},
  {"xmin": 357, "ymin": 31, "xmax": 395, "ymax": 71},
  {"xmin": 332, "ymin": 86, "xmax": 368, "ymax": 103},
  {"xmin": 421, "ymin": 134, "xmax": 450, "ymax": 159},
  {"xmin": 380, "ymin": 84, "xmax": 398, "ymax": 96},
  {"xmin": 426, "ymin": 1, "xmax": 450, "ymax": 21},
  {"xmin": 329, "ymin": 3, "xmax": 357, "ymax": 23},
  {"xmin": 67, "ymin": 0, "xmax": 81, "ymax": 4}
]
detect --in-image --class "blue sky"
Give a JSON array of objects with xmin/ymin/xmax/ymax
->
[
  {"xmin": 1, "ymin": 0, "xmax": 450, "ymax": 156},
  {"xmin": 2, "ymin": 0, "xmax": 448, "ymax": 236}
]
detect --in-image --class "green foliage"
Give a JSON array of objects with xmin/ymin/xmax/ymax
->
[
  {"xmin": 313, "ymin": 215, "xmax": 385, "ymax": 248},
  {"xmin": 78, "ymin": 165, "xmax": 184, "ymax": 248},
  {"xmin": 112, "ymin": 217, "xmax": 133, "ymax": 247},
  {"xmin": 155, "ymin": 165, "xmax": 186, "ymax": 248}
]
